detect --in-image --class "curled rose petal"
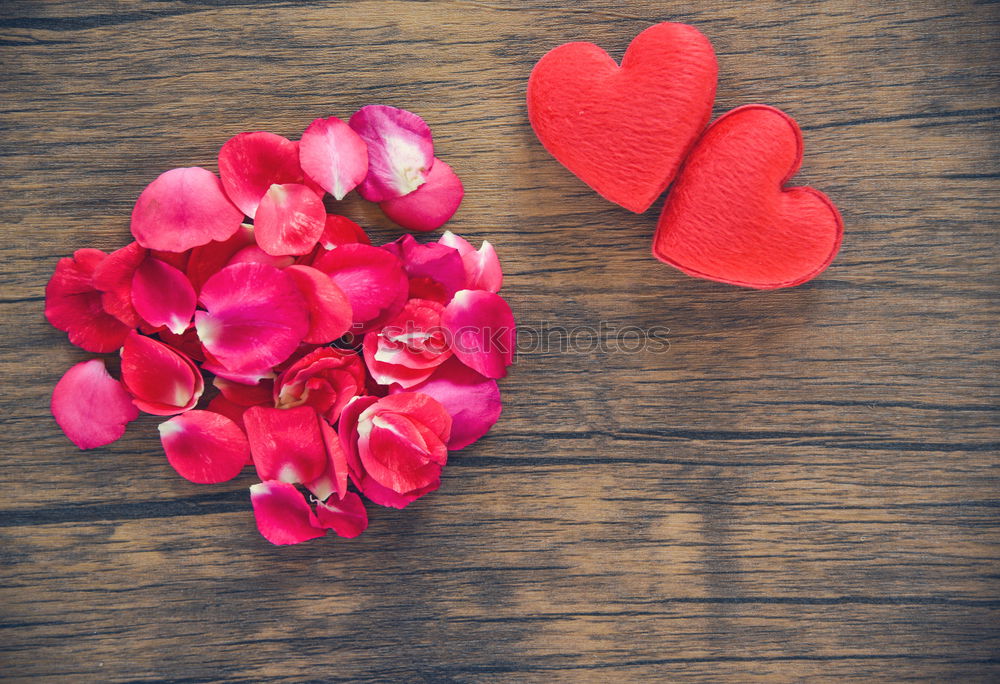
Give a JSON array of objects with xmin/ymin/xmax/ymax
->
[
  {"xmin": 45, "ymin": 248, "xmax": 131, "ymax": 353},
  {"xmin": 131, "ymin": 257, "xmax": 197, "ymax": 335},
  {"xmin": 402, "ymin": 356, "xmax": 502, "ymax": 450},
  {"xmin": 284, "ymin": 265, "xmax": 352, "ymax": 344},
  {"xmin": 383, "ymin": 234, "xmax": 466, "ymax": 301},
  {"xmin": 363, "ymin": 298, "xmax": 452, "ymax": 388},
  {"xmin": 158, "ymin": 326, "xmax": 206, "ymax": 362},
  {"xmin": 274, "ymin": 347, "xmax": 365, "ymax": 423},
  {"xmin": 379, "ymin": 158, "xmax": 463, "ymax": 232},
  {"xmin": 92, "ymin": 241, "xmax": 146, "ymax": 328},
  {"xmin": 315, "ymin": 491, "xmax": 368, "ymax": 538},
  {"xmin": 439, "ymin": 231, "xmax": 503, "ymax": 293},
  {"xmin": 51, "ymin": 359, "xmax": 139, "ymax": 449},
  {"xmin": 249, "ymin": 481, "xmax": 327, "ymax": 545},
  {"xmin": 442, "ymin": 289, "xmax": 516, "ymax": 379},
  {"xmin": 253, "ymin": 183, "xmax": 326, "ymax": 257},
  {"xmin": 306, "ymin": 417, "xmax": 350, "ymax": 501},
  {"xmin": 298, "ymin": 116, "xmax": 369, "ymax": 201},
  {"xmin": 313, "ymin": 244, "xmax": 408, "ymax": 333},
  {"xmin": 244, "ymin": 405, "xmax": 327, "ymax": 485},
  {"xmin": 195, "ymin": 262, "xmax": 309, "ymax": 373},
  {"xmin": 120, "ymin": 331, "xmax": 204, "ymax": 415},
  {"xmin": 218, "ymin": 131, "xmax": 310, "ymax": 218},
  {"xmin": 349, "ymin": 105, "xmax": 434, "ymax": 202},
  {"xmin": 158, "ymin": 410, "xmax": 250, "ymax": 484},
  {"xmin": 131, "ymin": 167, "xmax": 244, "ymax": 252}
]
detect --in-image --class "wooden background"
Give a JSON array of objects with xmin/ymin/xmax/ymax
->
[{"xmin": 1, "ymin": 1, "xmax": 998, "ymax": 681}]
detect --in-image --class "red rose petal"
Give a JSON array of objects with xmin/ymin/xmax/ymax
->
[
  {"xmin": 206, "ymin": 393, "xmax": 249, "ymax": 432},
  {"xmin": 298, "ymin": 116, "xmax": 369, "ymax": 201},
  {"xmin": 225, "ymin": 245, "xmax": 295, "ymax": 270},
  {"xmin": 131, "ymin": 257, "xmax": 197, "ymax": 335},
  {"xmin": 131, "ymin": 167, "xmax": 244, "ymax": 252},
  {"xmin": 249, "ymin": 481, "xmax": 327, "ymax": 545},
  {"xmin": 349, "ymin": 105, "xmax": 434, "ymax": 202},
  {"xmin": 274, "ymin": 347, "xmax": 365, "ymax": 422},
  {"xmin": 244, "ymin": 405, "xmax": 327, "ymax": 485},
  {"xmin": 442, "ymin": 289, "xmax": 516, "ymax": 379},
  {"xmin": 51, "ymin": 359, "xmax": 139, "ymax": 449},
  {"xmin": 253, "ymin": 183, "xmax": 326, "ymax": 256},
  {"xmin": 45, "ymin": 248, "xmax": 132, "ymax": 353},
  {"xmin": 218, "ymin": 131, "xmax": 309, "ymax": 218},
  {"xmin": 319, "ymin": 215, "xmax": 371, "ymax": 249},
  {"xmin": 357, "ymin": 410, "xmax": 445, "ymax": 492},
  {"xmin": 92, "ymin": 241, "xmax": 146, "ymax": 328},
  {"xmin": 403, "ymin": 356, "xmax": 502, "ymax": 450},
  {"xmin": 158, "ymin": 410, "xmax": 250, "ymax": 484},
  {"xmin": 195, "ymin": 262, "xmax": 309, "ymax": 372},
  {"xmin": 213, "ymin": 376, "xmax": 274, "ymax": 407},
  {"xmin": 313, "ymin": 244, "xmax": 408, "ymax": 333},
  {"xmin": 306, "ymin": 417, "xmax": 350, "ymax": 501},
  {"xmin": 158, "ymin": 326, "xmax": 206, "ymax": 362},
  {"xmin": 315, "ymin": 491, "xmax": 368, "ymax": 538},
  {"xmin": 439, "ymin": 231, "xmax": 503, "ymax": 293},
  {"xmin": 284, "ymin": 265, "xmax": 353, "ymax": 344},
  {"xmin": 378, "ymin": 157, "xmax": 463, "ymax": 232},
  {"xmin": 120, "ymin": 331, "xmax": 204, "ymax": 415},
  {"xmin": 185, "ymin": 224, "xmax": 255, "ymax": 293}
]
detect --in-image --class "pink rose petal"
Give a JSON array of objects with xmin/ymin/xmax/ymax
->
[
  {"xmin": 315, "ymin": 491, "xmax": 368, "ymax": 538},
  {"xmin": 402, "ymin": 356, "xmax": 502, "ymax": 450},
  {"xmin": 249, "ymin": 481, "xmax": 327, "ymax": 545},
  {"xmin": 439, "ymin": 231, "xmax": 503, "ymax": 293},
  {"xmin": 244, "ymin": 405, "xmax": 327, "ymax": 485},
  {"xmin": 185, "ymin": 224, "xmax": 255, "ymax": 293},
  {"xmin": 218, "ymin": 131, "xmax": 310, "ymax": 218},
  {"xmin": 92, "ymin": 241, "xmax": 146, "ymax": 328},
  {"xmin": 349, "ymin": 105, "xmax": 434, "ymax": 202},
  {"xmin": 51, "ymin": 359, "xmax": 139, "ymax": 449},
  {"xmin": 158, "ymin": 410, "xmax": 250, "ymax": 484},
  {"xmin": 383, "ymin": 234, "xmax": 466, "ymax": 300},
  {"xmin": 442, "ymin": 289, "xmax": 516, "ymax": 379},
  {"xmin": 45, "ymin": 248, "xmax": 132, "ymax": 353},
  {"xmin": 120, "ymin": 330, "xmax": 204, "ymax": 415},
  {"xmin": 253, "ymin": 183, "xmax": 326, "ymax": 257},
  {"xmin": 132, "ymin": 257, "xmax": 197, "ymax": 335},
  {"xmin": 379, "ymin": 157, "xmax": 463, "ymax": 232},
  {"xmin": 284, "ymin": 265, "xmax": 353, "ymax": 344},
  {"xmin": 298, "ymin": 116, "xmax": 369, "ymax": 201},
  {"xmin": 225, "ymin": 245, "xmax": 295, "ymax": 270},
  {"xmin": 305, "ymin": 417, "xmax": 350, "ymax": 501},
  {"xmin": 274, "ymin": 347, "xmax": 365, "ymax": 422},
  {"xmin": 313, "ymin": 244, "xmax": 408, "ymax": 334},
  {"xmin": 195, "ymin": 262, "xmax": 309, "ymax": 373},
  {"xmin": 131, "ymin": 167, "xmax": 244, "ymax": 252}
]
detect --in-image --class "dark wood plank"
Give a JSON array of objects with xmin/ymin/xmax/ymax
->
[{"xmin": 1, "ymin": 0, "xmax": 998, "ymax": 680}]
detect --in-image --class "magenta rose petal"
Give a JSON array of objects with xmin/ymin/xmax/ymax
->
[
  {"xmin": 284, "ymin": 265, "xmax": 353, "ymax": 344},
  {"xmin": 218, "ymin": 131, "xmax": 307, "ymax": 218},
  {"xmin": 313, "ymin": 243, "xmax": 408, "ymax": 333},
  {"xmin": 383, "ymin": 234, "xmax": 467, "ymax": 300},
  {"xmin": 195, "ymin": 262, "xmax": 309, "ymax": 372},
  {"xmin": 131, "ymin": 257, "xmax": 197, "ymax": 335},
  {"xmin": 439, "ymin": 231, "xmax": 503, "ymax": 293},
  {"xmin": 131, "ymin": 167, "xmax": 244, "ymax": 252},
  {"xmin": 253, "ymin": 183, "xmax": 326, "ymax": 257},
  {"xmin": 315, "ymin": 491, "xmax": 368, "ymax": 538},
  {"xmin": 45, "ymin": 248, "xmax": 132, "ymax": 353},
  {"xmin": 249, "ymin": 481, "xmax": 327, "ymax": 546},
  {"xmin": 51, "ymin": 359, "xmax": 139, "ymax": 449},
  {"xmin": 442, "ymin": 289, "xmax": 516, "ymax": 379},
  {"xmin": 348, "ymin": 105, "xmax": 434, "ymax": 202},
  {"xmin": 225, "ymin": 245, "xmax": 295, "ymax": 270},
  {"xmin": 92, "ymin": 241, "xmax": 147, "ymax": 328},
  {"xmin": 403, "ymin": 356, "xmax": 502, "ymax": 450},
  {"xmin": 158, "ymin": 410, "xmax": 250, "ymax": 484},
  {"xmin": 379, "ymin": 158, "xmax": 463, "ymax": 232},
  {"xmin": 298, "ymin": 116, "xmax": 369, "ymax": 201},
  {"xmin": 120, "ymin": 331, "xmax": 204, "ymax": 415},
  {"xmin": 244, "ymin": 405, "xmax": 328, "ymax": 485}
]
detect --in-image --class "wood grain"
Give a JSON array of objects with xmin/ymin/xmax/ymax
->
[{"xmin": 1, "ymin": 0, "xmax": 998, "ymax": 681}]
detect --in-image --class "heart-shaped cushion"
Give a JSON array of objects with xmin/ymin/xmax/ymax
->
[
  {"xmin": 653, "ymin": 105, "xmax": 843, "ymax": 289},
  {"xmin": 527, "ymin": 22, "xmax": 717, "ymax": 213}
]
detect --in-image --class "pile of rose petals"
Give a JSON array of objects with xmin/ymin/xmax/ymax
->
[{"xmin": 45, "ymin": 106, "xmax": 514, "ymax": 545}]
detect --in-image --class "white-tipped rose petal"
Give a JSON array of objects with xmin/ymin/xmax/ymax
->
[
  {"xmin": 244, "ymin": 405, "xmax": 328, "ymax": 485},
  {"xmin": 51, "ymin": 359, "xmax": 139, "ymax": 449},
  {"xmin": 315, "ymin": 491, "xmax": 368, "ymax": 538},
  {"xmin": 131, "ymin": 257, "xmax": 197, "ymax": 335},
  {"xmin": 299, "ymin": 116, "xmax": 369, "ymax": 201},
  {"xmin": 158, "ymin": 410, "xmax": 250, "ymax": 484},
  {"xmin": 439, "ymin": 231, "xmax": 503, "ymax": 293},
  {"xmin": 348, "ymin": 105, "xmax": 434, "ymax": 202},
  {"xmin": 249, "ymin": 481, "xmax": 327, "ymax": 545},
  {"xmin": 378, "ymin": 158, "xmax": 463, "ymax": 232},
  {"xmin": 218, "ymin": 131, "xmax": 308, "ymax": 218}
]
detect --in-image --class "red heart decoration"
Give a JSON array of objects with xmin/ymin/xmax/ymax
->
[
  {"xmin": 653, "ymin": 105, "xmax": 843, "ymax": 289},
  {"xmin": 527, "ymin": 22, "xmax": 717, "ymax": 213}
]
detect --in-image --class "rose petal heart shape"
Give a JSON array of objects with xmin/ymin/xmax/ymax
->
[
  {"xmin": 527, "ymin": 22, "xmax": 717, "ymax": 213},
  {"xmin": 652, "ymin": 105, "xmax": 844, "ymax": 289}
]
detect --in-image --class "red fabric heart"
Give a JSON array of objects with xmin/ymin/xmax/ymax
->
[
  {"xmin": 527, "ymin": 22, "xmax": 717, "ymax": 213},
  {"xmin": 653, "ymin": 105, "xmax": 843, "ymax": 289}
]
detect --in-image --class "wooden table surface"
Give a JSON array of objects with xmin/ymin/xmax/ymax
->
[{"xmin": 2, "ymin": 1, "xmax": 998, "ymax": 681}]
